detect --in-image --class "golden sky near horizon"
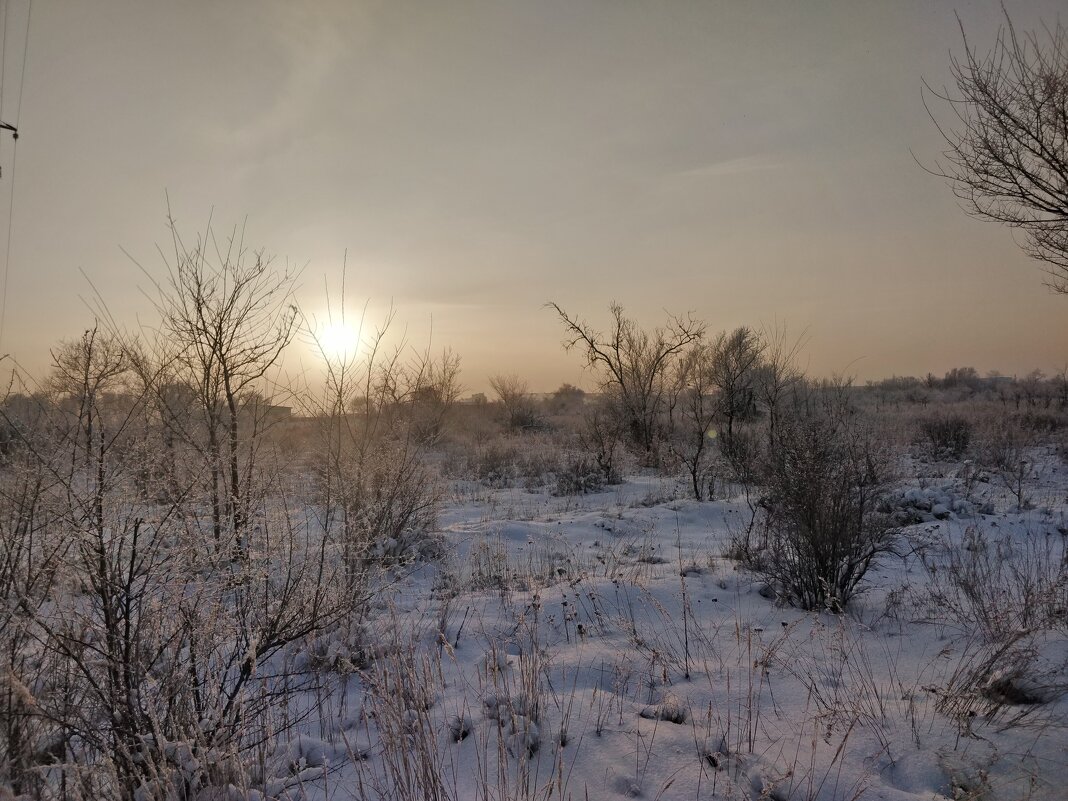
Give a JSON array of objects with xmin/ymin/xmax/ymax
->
[{"xmin": 0, "ymin": 0, "xmax": 1065, "ymax": 393}]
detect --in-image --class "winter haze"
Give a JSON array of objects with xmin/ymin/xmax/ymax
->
[{"xmin": 1, "ymin": 0, "xmax": 1066, "ymax": 389}]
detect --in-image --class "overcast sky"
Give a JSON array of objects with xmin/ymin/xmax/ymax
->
[{"xmin": 1, "ymin": 0, "xmax": 1065, "ymax": 392}]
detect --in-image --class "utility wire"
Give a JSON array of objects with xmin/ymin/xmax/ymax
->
[
  {"xmin": 0, "ymin": 0, "xmax": 31, "ymax": 353},
  {"xmin": 14, "ymin": 0, "xmax": 27, "ymax": 122},
  {"xmin": 1, "ymin": 0, "xmax": 9, "ymax": 114},
  {"xmin": 1, "ymin": 136, "xmax": 18, "ymax": 350},
  {"xmin": 1, "ymin": 0, "xmax": 9, "ymax": 168}
]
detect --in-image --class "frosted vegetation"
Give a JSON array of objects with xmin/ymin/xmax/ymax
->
[{"xmin": 1, "ymin": 228, "xmax": 1067, "ymax": 800}]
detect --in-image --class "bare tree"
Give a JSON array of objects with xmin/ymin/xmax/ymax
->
[
  {"xmin": 708, "ymin": 327, "xmax": 765, "ymax": 455},
  {"xmin": 670, "ymin": 341, "xmax": 722, "ymax": 500},
  {"xmin": 549, "ymin": 301, "xmax": 704, "ymax": 460},
  {"xmin": 754, "ymin": 324, "xmax": 807, "ymax": 450},
  {"xmin": 927, "ymin": 11, "xmax": 1068, "ymax": 291},
  {"xmin": 409, "ymin": 347, "xmax": 463, "ymax": 445},
  {"xmin": 138, "ymin": 214, "xmax": 299, "ymax": 544},
  {"xmin": 488, "ymin": 373, "xmax": 539, "ymax": 431},
  {"xmin": 671, "ymin": 326, "xmax": 794, "ymax": 500},
  {"xmin": 1019, "ymin": 368, "xmax": 1050, "ymax": 408},
  {"xmin": 548, "ymin": 382, "xmax": 586, "ymax": 415}
]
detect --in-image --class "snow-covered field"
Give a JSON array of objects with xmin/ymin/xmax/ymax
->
[
  {"xmin": 4, "ymin": 373, "xmax": 1067, "ymax": 801},
  {"xmin": 270, "ymin": 447, "xmax": 1068, "ymax": 801}
]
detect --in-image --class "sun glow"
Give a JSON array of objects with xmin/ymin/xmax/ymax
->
[{"xmin": 318, "ymin": 320, "xmax": 359, "ymax": 361}]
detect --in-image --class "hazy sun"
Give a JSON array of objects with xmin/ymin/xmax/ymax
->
[{"xmin": 318, "ymin": 320, "xmax": 358, "ymax": 361}]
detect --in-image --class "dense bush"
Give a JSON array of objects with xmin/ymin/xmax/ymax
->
[
  {"xmin": 317, "ymin": 433, "xmax": 443, "ymax": 564},
  {"xmin": 920, "ymin": 413, "xmax": 973, "ymax": 457},
  {"xmin": 1016, "ymin": 409, "xmax": 1066, "ymax": 434},
  {"xmin": 553, "ymin": 452, "xmax": 608, "ymax": 496},
  {"xmin": 976, "ymin": 415, "xmax": 1032, "ymax": 471},
  {"xmin": 757, "ymin": 395, "xmax": 898, "ymax": 611},
  {"xmin": 577, "ymin": 401, "xmax": 627, "ymax": 486},
  {"xmin": 467, "ymin": 438, "xmax": 558, "ymax": 488}
]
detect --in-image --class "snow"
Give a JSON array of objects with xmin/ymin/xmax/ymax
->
[
  {"xmin": 241, "ymin": 445, "xmax": 1068, "ymax": 801},
  {"xmin": 10, "ymin": 440, "xmax": 1062, "ymax": 800}
]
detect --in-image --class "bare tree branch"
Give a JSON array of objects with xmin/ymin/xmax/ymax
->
[
  {"xmin": 925, "ymin": 10, "xmax": 1068, "ymax": 291},
  {"xmin": 548, "ymin": 301, "xmax": 704, "ymax": 459}
]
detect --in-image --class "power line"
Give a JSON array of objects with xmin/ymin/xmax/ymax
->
[
  {"xmin": 0, "ymin": 136, "xmax": 18, "ymax": 351},
  {"xmin": 13, "ymin": 0, "xmax": 27, "ymax": 123},
  {"xmin": 0, "ymin": 0, "xmax": 31, "ymax": 353},
  {"xmin": 1, "ymin": 0, "xmax": 9, "ymax": 121}
]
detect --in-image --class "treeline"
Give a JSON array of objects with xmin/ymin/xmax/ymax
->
[{"xmin": 867, "ymin": 367, "xmax": 1068, "ymax": 407}]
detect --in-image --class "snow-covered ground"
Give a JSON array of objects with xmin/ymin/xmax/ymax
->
[{"xmin": 269, "ymin": 447, "xmax": 1068, "ymax": 801}]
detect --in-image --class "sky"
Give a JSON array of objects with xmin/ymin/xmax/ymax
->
[{"xmin": 0, "ymin": 0, "xmax": 1065, "ymax": 393}]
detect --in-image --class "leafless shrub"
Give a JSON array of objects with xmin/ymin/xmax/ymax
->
[
  {"xmin": 576, "ymin": 398, "xmax": 627, "ymax": 487},
  {"xmin": 720, "ymin": 425, "xmax": 769, "ymax": 557},
  {"xmin": 35, "ymin": 507, "xmax": 346, "ymax": 799},
  {"xmin": 976, "ymin": 415, "xmax": 1035, "ymax": 509},
  {"xmin": 1016, "ymin": 408, "xmax": 1067, "ymax": 435},
  {"xmin": 305, "ymin": 307, "xmax": 452, "ymax": 579},
  {"xmin": 0, "ymin": 217, "xmax": 412, "ymax": 798},
  {"xmin": 756, "ymin": 384, "xmax": 898, "ymax": 611},
  {"xmin": 454, "ymin": 435, "xmax": 559, "ymax": 490},
  {"xmin": 0, "ymin": 383, "xmax": 71, "ymax": 796},
  {"xmin": 919, "ymin": 413, "xmax": 973, "ymax": 458},
  {"xmin": 0, "ymin": 348, "xmax": 348, "ymax": 799},
  {"xmin": 552, "ymin": 451, "xmax": 607, "ymax": 496},
  {"xmin": 921, "ymin": 525, "xmax": 1067, "ymax": 642},
  {"xmin": 409, "ymin": 349, "xmax": 463, "ymax": 447}
]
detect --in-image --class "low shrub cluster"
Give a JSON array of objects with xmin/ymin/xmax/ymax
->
[
  {"xmin": 757, "ymin": 398, "xmax": 898, "ymax": 611},
  {"xmin": 920, "ymin": 413, "xmax": 973, "ymax": 458}
]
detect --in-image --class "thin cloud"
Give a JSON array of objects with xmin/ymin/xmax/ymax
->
[{"xmin": 673, "ymin": 155, "xmax": 782, "ymax": 180}]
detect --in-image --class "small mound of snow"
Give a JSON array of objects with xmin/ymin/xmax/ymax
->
[
  {"xmin": 639, "ymin": 692, "xmax": 687, "ymax": 724},
  {"xmin": 447, "ymin": 713, "xmax": 473, "ymax": 742},
  {"xmin": 504, "ymin": 714, "xmax": 541, "ymax": 758}
]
